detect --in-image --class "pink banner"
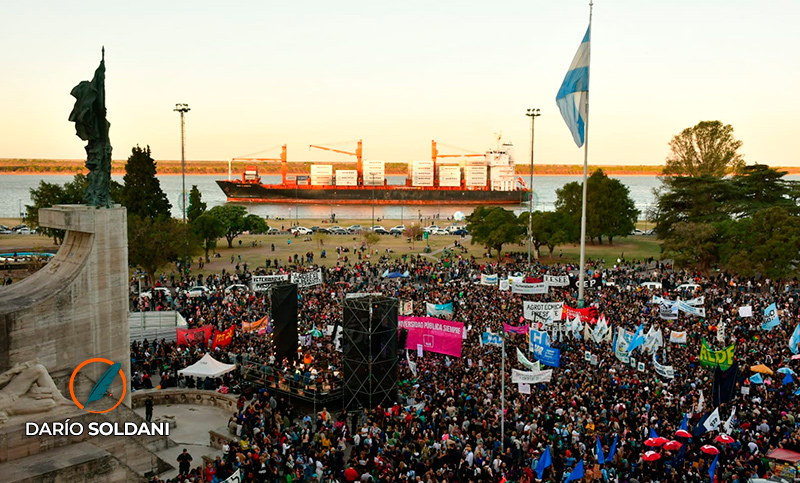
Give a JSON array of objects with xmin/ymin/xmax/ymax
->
[
  {"xmin": 399, "ymin": 316, "xmax": 464, "ymax": 357},
  {"xmin": 503, "ymin": 323, "xmax": 530, "ymax": 335}
]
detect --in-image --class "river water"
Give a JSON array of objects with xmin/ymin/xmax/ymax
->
[{"xmin": 4, "ymin": 173, "xmax": 786, "ymax": 221}]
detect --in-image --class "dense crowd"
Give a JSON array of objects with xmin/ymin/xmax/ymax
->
[{"xmin": 134, "ymin": 250, "xmax": 800, "ymax": 483}]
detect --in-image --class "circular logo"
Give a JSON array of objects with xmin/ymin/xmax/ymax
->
[{"xmin": 68, "ymin": 358, "xmax": 127, "ymax": 413}]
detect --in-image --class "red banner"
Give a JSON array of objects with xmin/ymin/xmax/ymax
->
[
  {"xmin": 176, "ymin": 325, "xmax": 213, "ymax": 346},
  {"xmin": 563, "ymin": 305, "xmax": 599, "ymax": 324},
  {"xmin": 212, "ymin": 325, "xmax": 235, "ymax": 349}
]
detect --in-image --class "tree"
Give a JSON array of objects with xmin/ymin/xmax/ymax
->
[
  {"xmin": 187, "ymin": 185, "xmax": 206, "ymax": 224},
  {"xmin": 730, "ymin": 164, "xmax": 798, "ymax": 218},
  {"xmin": 554, "ymin": 169, "xmax": 639, "ymax": 244},
  {"xmin": 520, "ymin": 211, "xmax": 574, "ymax": 257},
  {"xmin": 120, "ymin": 145, "xmax": 172, "ymax": 219},
  {"xmin": 191, "ymin": 213, "xmax": 226, "ymax": 262},
  {"xmin": 207, "ymin": 205, "xmax": 267, "ymax": 248},
  {"xmin": 663, "ymin": 121, "xmax": 744, "ymax": 178},
  {"xmin": 362, "ymin": 232, "xmax": 380, "ymax": 251},
  {"xmin": 651, "ymin": 176, "xmax": 736, "ymax": 238},
  {"xmin": 466, "ymin": 206, "xmax": 524, "ymax": 261},
  {"xmin": 128, "ymin": 215, "xmax": 197, "ymax": 282},
  {"xmin": 403, "ymin": 224, "xmax": 424, "ymax": 249},
  {"xmin": 314, "ymin": 231, "xmax": 328, "ymax": 249},
  {"xmin": 719, "ymin": 207, "xmax": 800, "ymax": 279},
  {"xmin": 661, "ymin": 222, "xmax": 719, "ymax": 273}
]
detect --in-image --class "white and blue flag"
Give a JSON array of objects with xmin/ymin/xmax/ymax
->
[
  {"xmin": 790, "ymin": 321, "xmax": 800, "ymax": 354},
  {"xmin": 762, "ymin": 302, "xmax": 780, "ymax": 331},
  {"xmin": 556, "ymin": 26, "xmax": 591, "ymax": 147}
]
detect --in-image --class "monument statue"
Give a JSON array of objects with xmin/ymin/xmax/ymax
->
[
  {"xmin": 0, "ymin": 361, "xmax": 72, "ymax": 424},
  {"xmin": 69, "ymin": 47, "xmax": 113, "ymax": 207}
]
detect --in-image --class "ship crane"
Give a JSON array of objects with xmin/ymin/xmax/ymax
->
[
  {"xmin": 431, "ymin": 140, "xmax": 485, "ymax": 187},
  {"xmin": 309, "ymin": 140, "xmax": 363, "ymax": 185},
  {"xmin": 230, "ymin": 145, "xmax": 288, "ymax": 184}
]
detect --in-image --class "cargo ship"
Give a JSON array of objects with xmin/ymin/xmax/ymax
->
[{"xmin": 216, "ymin": 140, "xmax": 527, "ymax": 205}]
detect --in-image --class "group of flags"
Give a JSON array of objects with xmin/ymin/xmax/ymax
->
[{"xmin": 533, "ymin": 433, "xmax": 618, "ymax": 481}]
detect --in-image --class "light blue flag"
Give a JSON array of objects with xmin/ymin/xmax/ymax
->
[
  {"xmin": 750, "ymin": 373, "xmax": 764, "ymax": 384},
  {"xmin": 762, "ymin": 302, "xmax": 780, "ymax": 330},
  {"xmin": 596, "ymin": 436, "xmax": 605, "ymax": 464},
  {"xmin": 626, "ymin": 324, "xmax": 645, "ymax": 353},
  {"xmin": 556, "ymin": 26, "xmax": 591, "ymax": 148},
  {"xmin": 607, "ymin": 434, "xmax": 619, "ymax": 461},
  {"xmin": 790, "ymin": 322, "xmax": 800, "ymax": 354},
  {"xmin": 709, "ymin": 454, "xmax": 719, "ymax": 483},
  {"xmin": 565, "ymin": 460, "xmax": 584, "ymax": 483},
  {"xmin": 535, "ymin": 445, "xmax": 552, "ymax": 479}
]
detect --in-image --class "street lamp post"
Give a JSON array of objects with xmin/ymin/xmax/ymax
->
[
  {"xmin": 174, "ymin": 103, "xmax": 190, "ymax": 277},
  {"xmin": 525, "ymin": 108, "xmax": 541, "ymax": 266},
  {"xmin": 371, "ymin": 173, "xmax": 376, "ymax": 231}
]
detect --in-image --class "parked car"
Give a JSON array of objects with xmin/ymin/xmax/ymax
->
[
  {"xmin": 371, "ymin": 226, "xmax": 389, "ymax": 235},
  {"xmin": 390, "ymin": 225, "xmax": 406, "ymax": 233},
  {"xmin": 289, "ymin": 226, "xmax": 313, "ymax": 235},
  {"xmin": 140, "ymin": 287, "xmax": 171, "ymax": 299},
  {"xmin": 185, "ymin": 286, "xmax": 212, "ymax": 298},
  {"xmin": 632, "ymin": 229, "xmax": 645, "ymax": 235},
  {"xmin": 267, "ymin": 227, "xmax": 281, "ymax": 235},
  {"xmin": 347, "ymin": 225, "xmax": 364, "ymax": 233},
  {"xmin": 0, "ymin": 229, "xmax": 12, "ymax": 235},
  {"xmin": 225, "ymin": 284, "xmax": 250, "ymax": 294},
  {"xmin": 640, "ymin": 281, "xmax": 663, "ymax": 290},
  {"xmin": 451, "ymin": 229, "xmax": 468, "ymax": 236},
  {"xmin": 389, "ymin": 227, "xmax": 405, "ymax": 235},
  {"xmin": 677, "ymin": 283, "xmax": 701, "ymax": 292},
  {"xmin": 15, "ymin": 227, "xmax": 33, "ymax": 235},
  {"xmin": 424, "ymin": 225, "xmax": 440, "ymax": 234},
  {"xmin": 329, "ymin": 227, "xmax": 348, "ymax": 235}
]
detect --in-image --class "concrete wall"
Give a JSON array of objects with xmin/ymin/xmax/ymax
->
[
  {"xmin": 131, "ymin": 389, "xmax": 238, "ymax": 413},
  {"xmin": 0, "ymin": 205, "xmax": 131, "ymax": 407}
]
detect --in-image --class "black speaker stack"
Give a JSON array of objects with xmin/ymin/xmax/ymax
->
[{"xmin": 271, "ymin": 282, "xmax": 298, "ymax": 363}]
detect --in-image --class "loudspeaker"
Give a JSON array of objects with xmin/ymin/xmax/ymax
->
[
  {"xmin": 271, "ymin": 283, "xmax": 298, "ymax": 363},
  {"xmin": 342, "ymin": 296, "xmax": 398, "ymax": 409}
]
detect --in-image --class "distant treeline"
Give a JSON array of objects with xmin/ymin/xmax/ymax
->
[{"xmin": 2, "ymin": 159, "xmax": 798, "ymax": 176}]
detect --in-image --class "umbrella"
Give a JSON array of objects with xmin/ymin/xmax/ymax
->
[
  {"xmin": 675, "ymin": 429, "xmax": 692, "ymax": 438},
  {"xmin": 778, "ymin": 367, "xmax": 796, "ymax": 375},
  {"xmin": 386, "ymin": 272, "xmax": 408, "ymax": 279},
  {"xmin": 643, "ymin": 451, "xmax": 661, "ymax": 461},
  {"xmin": 715, "ymin": 434, "xmax": 735, "ymax": 444},
  {"xmin": 453, "ymin": 211, "xmax": 465, "ymax": 221},
  {"xmin": 750, "ymin": 364, "xmax": 774, "ymax": 375},
  {"xmin": 664, "ymin": 440, "xmax": 683, "ymax": 451},
  {"xmin": 645, "ymin": 437, "xmax": 668, "ymax": 447},
  {"xmin": 701, "ymin": 445, "xmax": 720, "ymax": 455},
  {"xmin": 792, "ymin": 355, "xmax": 800, "ymax": 360}
]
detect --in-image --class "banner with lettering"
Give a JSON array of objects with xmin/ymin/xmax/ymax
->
[
  {"xmin": 499, "ymin": 279, "xmax": 510, "ymax": 291},
  {"xmin": 481, "ymin": 331, "xmax": 503, "ymax": 346},
  {"xmin": 251, "ymin": 274, "xmax": 289, "ymax": 291},
  {"xmin": 530, "ymin": 342, "xmax": 561, "ymax": 368},
  {"xmin": 503, "ymin": 323, "xmax": 530, "ymax": 335},
  {"xmin": 529, "ymin": 329, "xmax": 551, "ymax": 348},
  {"xmin": 563, "ymin": 305, "xmax": 598, "ymax": 323},
  {"xmin": 400, "ymin": 300, "xmax": 414, "ymax": 316},
  {"xmin": 517, "ymin": 348, "xmax": 541, "ymax": 371},
  {"xmin": 242, "ymin": 316, "xmax": 269, "ymax": 333},
  {"xmin": 659, "ymin": 302, "xmax": 678, "ymax": 320},
  {"xmin": 653, "ymin": 353, "xmax": 675, "ymax": 379},
  {"xmin": 569, "ymin": 276, "xmax": 601, "ymax": 290},
  {"xmin": 291, "ymin": 269, "xmax": 323, "ymax": 288},
  {"xmin": 674, "ymin": 300, "xmax": 705, "ymax": 318},
  {"xmin": 614, "ymin": 327, "xmax": 635, "ymax": 363},
  {"xmin": 512, "ymin": 282, "xmax": 548, "ymax": 295},
  {"xmin": 212, "ymin": 325, "xmax": 235, "ymax": 349},
  {"xmin": 699, "ymin": 338, "xmax": 735, "ymax": 370},
  {"xmin": 480, "ymin": 274, "xmax": 498, "ymax": 285},
  {"xmin": 669, "ymin": 330, "xmax": 687, "ymax": 344},
  {"xmin": 176, "ymin": 325, "xmax": 213, "ymax": 346},
  {"xmin": 399, "ymin": 316, "xmax": 464, "ymax": 357},
  {"xmin": 221, "ymin": 469, "xmax": 241, "ymax": 483},
  {"xmin": 544, "ymin": 274, "xmax": 570, "ymax": 287},
  {"xmin": 523, "ymin": 302, "xmax": 564, "ymax": 322},
  {"xmin": 426, "ymin": 302, "xmax": 454, "ymax": 318},
  {"xmin": 511, "ymin": 368, "xmax": 553, "ymax": 384}
]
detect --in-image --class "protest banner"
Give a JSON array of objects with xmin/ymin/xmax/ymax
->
[
  {"xmin": 669, "ymin": 330, "xmax": 687, "ymax": 344},
  {"xmin": 511, "ymin": 368, "xmax": 553, "ymax": 384},
  {"xmin": 523, "ymin": 301, "xmax": 564, "ymax": 322},
  {"xmin": 399, "ymin": 316, "xmax": 464, "ymax": 357},
  {"xmin": 563, "ymin": 305, "xmax": 598, "ymax": 323},
  {"xmin": 481, "ymin": 331, "xmax": 502, "ymax": 346},
  {"xmin": 177, "ymin": 325, "xmax": 213, "ymax": 346},
  {"xmin": 543, "ymin": 274, "xmax": 570, "ymax": 287},
  {"xmin": 242, "ymin": 316, "xmax": 269, "ymax": 333},
  {"xmin": 699, "ymin": 338, "xmax": 736, "ymax": 371},
  {"xmin": 251, "ymin": 274, "xmax": 289, "ymax": 291},
  {"xmin": 426, "ymin": 302, "xmax": 454, "ymax": 318},
  {"xmin": 653, "ymin": 353, "xmax": 675, "ymax": 379},
  {"xmin": 512, "ymin": 282, "xmax": 548, "ymax": 295},
  {"xmin": 480, "ymin": 274, "xmax": 498, "ymax": 285},
  {"xmin": 530, "ymin": 342, "xmax": 561, "ymax": 367},
  {"xmin": 291, "ymin": 269, "xmax": 323, "ymax": 288},
  {"xmin": 212, "ymin": 325, "xmax": 235, "ymax": 349}
]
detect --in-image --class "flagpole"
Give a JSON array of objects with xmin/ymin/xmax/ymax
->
[
  {"xmin": 577, "ymin": 0, "xmax": 593, "ymax": 308},
  {"xmin": 500, "ymin": 329, "xmax": 506, "ymax": 451}
]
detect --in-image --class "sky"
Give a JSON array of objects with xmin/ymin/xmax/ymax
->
[{"xmin": 1, "ymin": 0, "xmax": 798, "ymax": 167}]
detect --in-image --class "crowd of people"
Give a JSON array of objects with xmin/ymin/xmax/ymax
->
[{"xmin": 133, "ymin": 249, "xmax": 800, "ymax": 483}]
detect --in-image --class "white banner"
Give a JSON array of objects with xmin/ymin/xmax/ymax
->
[
  {"xmin": 644, "ymin": 327, "xmax": 664, "ymax": 354},
  {"xmin": 251, "ymin": 274, "xmax": 289, "ymax": 291},
  {"xmin": 499, "ymin": 279, "xmax": 510, "ymax": 291},
  {"xmin": 717, "ymin": 322, "xmax": 726, "ymax": 343},
  {"xmin": 512, "ymin": 282, "xmax": 548, "ymax": 295},
  {"xmin": 518, "ymin": 383, "xmax": 531, "ymax": 394},
  {"xmin": 291, "ymin": 269, "xmax": 323, "ymax": 288},
  {"xmin": 222, "ymin": 469, "xmax": 241, "ymax": 483},
  {"xmin": 511, "ymin": 368, "xmax": 553, "ymax": 384},
  {"xmin": 523, "ymin": 302, "xmax": 564, "ymax": 322},
  {"xmin": 400, "ymin": 300, "xmax": 414, "ymax": 316},
  {"xmin": 704, "ymin": 407, "xmax": 721, "ymax": 432},
  {"xmin": 669, "ymin": 330, "xmax": 687, "ymax": 344},
  {"xmin": 517, "ymin": 348, "xmax": 541, "ymax": 371},
  {"xmin": 480, "ymin": 273, "xmax": 498, "ymax": 285},
  {"xmin": 684, "ymin": 296, "xmax": 705, "ymax": 306},
  {"xmin": 508, "ymin": 275, "xmax": 524, "ymax": 287},
  {"xmin": 674, "ymin": 300, "xmax": 705, "ymax": 317},
  {"xmin": 543, "ymin": 274, "xmax": 570, "ymax": 287},
  {"xmin": 614, "ymin": 327, "xmax": 635, "ymax": 363},
  {"xmin": 345, "ymin": 292, "xmax": 382, "ymax": 299},
  {"xmin": 739, "ymin": 305, "xmax": 753, "ymax": 318},
  {"xmin": 659, "ymin": 302, "xmax": 678, "ymax": 320},
  {"xmin": 653, "ymin": 353, "xmax": 675, "ymax": 379}
]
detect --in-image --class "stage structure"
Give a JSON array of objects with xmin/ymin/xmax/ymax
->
[
  {"xmin": 271, "ymin": 283, "xmax": 299, "ymax": 363},
  {"xmin": 342, "ymin": 295, "xmax": 399, "ymax": 410}
]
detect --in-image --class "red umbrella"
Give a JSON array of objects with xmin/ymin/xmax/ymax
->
[
  {"xmin": 715, "ymin": 434, "xmax": 735, "ymax": 444},
  {"xmin": 644, "ymin": 437, "xmax": 668, "ymax": 447},
  {"xmin": 675, "ymin": 429, "xmax": 692, "ymax": 438},
  {"xmin": 643, "ymin": 451, "xmax": 661, "ymax": 461},
  {"xmin": 663, "ymin": 440, "xmax": 683, "ymax": 451},
  {"xmin": 701, "ymin": 445, "xmax": 720, "ymax": 455}
]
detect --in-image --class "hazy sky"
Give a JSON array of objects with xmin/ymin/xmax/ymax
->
[{"xmin": 2, "ymin": 0, "xmax": 798, "ymax": 166}]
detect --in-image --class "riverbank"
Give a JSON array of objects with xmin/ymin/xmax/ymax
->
[{"xmin": 7, "ymin": 158, "xmax": 787, "ymax": 176}]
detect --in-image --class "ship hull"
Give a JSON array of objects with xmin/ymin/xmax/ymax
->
[{"xmin": 216, "ymin": 181, "xmax": 524, "ymax": 205}]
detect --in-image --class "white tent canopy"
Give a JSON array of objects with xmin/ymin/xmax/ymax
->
[{"xmin": 178, "ymin": 353, "xmax": 236, "ymax": 378}]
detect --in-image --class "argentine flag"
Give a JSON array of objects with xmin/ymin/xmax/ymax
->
[{"xmin": 556, "ymin": 26, "xmax": 591, "ymax": 147}]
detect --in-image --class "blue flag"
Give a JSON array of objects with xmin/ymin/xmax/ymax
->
[
  {"xmin": 565, "ymin": 460, "xmax": 584, "ymax": 483},
  {"xmin": 535, "ymin": 445, "xmax": 552, "ymax": 480},
  {"xmin": 679, "ymin": 413, "xmax": 688, "ymax": 432},
  {"xmin": 596, "ymin": 435, "xmax": 605, "ymax": 464},
  {"xmin": 709, "ymin": 454, "xmax": 719, "ymax": 483},
  {"xmin": 607, "ymin": 434, "xmax": 619, "ymax": 462},
  {"xmin": 750, "ymin": 373, "xmax": 764, "ymax": 384},
  {"xmin": 762, "ymin": 302, "xmax": 780, "ymax": 330},
  {"xmin": 626, "ymin": 324, "xmax": 645, "ymax": 353},
  {"xmin": 649, "ymin": 427, "xmax": 658, "ymax": 439},
  {"xmin": 790, "ymin": 321, "xmax": 800, "ymax": 354},
  {"xmin": 783, "ymin": 373, "xmax": 793, "ymax": 385},
  {"xmin": 556, "ymin": 26, "xmax": 591, "ymax": 147}
]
